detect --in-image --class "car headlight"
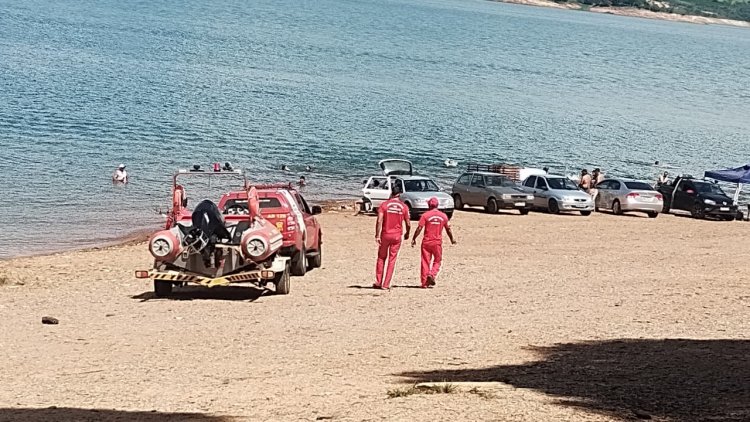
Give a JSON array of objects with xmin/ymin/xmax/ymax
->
[
  {"xmin": 526, "ymin": 195, "xmax": 534, "ymax": 200},
  {"xmin": 562, "ymin": 196, "xmax": 573, "ymax": 202},
  {"xmin": 151, "ymin": 238, "xmax": 172, "ymax": 258},
  {"xmin": 501, "ymin": 194, "xmax": 512, "ymax": 200},
  {"xmin": 704, "ymin": 199, "xmax": 716, "ymax": 205},
  {"xmin": 414, "ymin": 198, "xmax": 427, "ymax": 205}
]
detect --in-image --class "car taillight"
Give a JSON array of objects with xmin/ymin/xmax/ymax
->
[
  {"xmin": 626, "ymin": 193, "xmax": 640, "ymax": 199},
  {"xmin": 286, "ymin": 215, "xmax": 296, "ymax": 231},
  {"xmin": 655, "ymin": 194, "xmax": 663, "ymax": 200}
]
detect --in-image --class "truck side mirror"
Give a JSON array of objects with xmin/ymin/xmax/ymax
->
[{"xmin": 311, "ymin": 205, "xmax": 323, "ymax": 215}]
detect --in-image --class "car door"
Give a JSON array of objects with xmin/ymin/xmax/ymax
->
[
  {"xmin": 595, "ymin": 180, "xmax": 611, "ymax": 209},
  {"xmin": 452, "ymin": 174, "xmax": 471, "ymax": 204},
  {"xmin": 468, "ymin": 174, "xmax": 485, "ymax": 206},
  {"xmin": 673, "ymin": 181, "xmax": 694, "ymax": 211},
  {"xmin": 522, "ymin": 176, "xmax": 537, "ymax": 207},
  {"xmin": 293, "ymin": 192, "xmax": 319, "ymax": 250},
  {"xmin": 363, "ymin": 176, "xmax": 390, "ymax": 208},
  {"xmin": 534, "ymin": 176, "xmax": 549, "ymax": 208}
]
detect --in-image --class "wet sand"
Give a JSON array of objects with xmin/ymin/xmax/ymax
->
[{"xmin": 0, "ymin": 211, "xmax": 748, "ymax": 421}]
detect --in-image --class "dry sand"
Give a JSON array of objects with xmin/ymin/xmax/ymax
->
[{"xmin": 0, "ymin": 211, "xmax": 748, "ymax": 421}]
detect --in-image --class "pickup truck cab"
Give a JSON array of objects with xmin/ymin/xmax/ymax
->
[{"xmin": 657, "ymin": 176, "xmax": 737, "ymax": 220}]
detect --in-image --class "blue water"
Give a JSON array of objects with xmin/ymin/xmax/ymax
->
[{"xmin": 1, "ymin": 0, "xmax": 749, "ymax": 258}]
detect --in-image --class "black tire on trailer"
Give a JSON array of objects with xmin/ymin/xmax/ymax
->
[
  {"xmin": 548, "ymin": 199, "xmax": 560, "ymax": 215},
  {"xmin": 274, "ymin": 263, "xmax": 291, "ymax": 295},
  {"xmin": 291, "ymin": 246, "xmax": 307, "ymax": 276},
  {"xmin": 613, "ymin": 200, "xmax": 623, "ymax": 215},
  {"xmin": 453, "ymin": 194, "xmax": 464, "ymax": 210},
  {"xmin": 154, "ymin": 280, "xmax": 173, "ymax": 297},
  {"xmin": 486, "ymin": 198, "xmax": 498, "ymax": 214}
]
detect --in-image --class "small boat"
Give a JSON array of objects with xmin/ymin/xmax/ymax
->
[{"xmin": 444, "ymin": 159, "xmax": 458, "ymax": 168}]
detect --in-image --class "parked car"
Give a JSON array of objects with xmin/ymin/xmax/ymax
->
[
  {"xmin": 595, "ymin": 178, "xmax": 663, "ymax": 218},
  {"xmin": 657, "ymin": 175, "xmax": 737, "ymax": 220},
  {"xmin": 362, "ymin": 159, "xmax": 454, "ymax": 219},
  {"xmin": 219, "ymin": 184, "xmax": 323, "ymax": 276},
  {"xmin": 451, "ymin": 172, "xmax": 533, "ymax": 214},
  {"xmin": 520, "ymin": 175, "xmax": 594, "ymax": 215}
]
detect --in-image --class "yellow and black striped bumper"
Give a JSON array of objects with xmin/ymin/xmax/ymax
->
[{"xmin": 135, "ymin": 269, "xmax": 275, "ymax": 287}]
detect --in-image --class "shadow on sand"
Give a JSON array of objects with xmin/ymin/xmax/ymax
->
[
  {"xmin": 132, "ymin": 285, "xmax": 267, "ymax": 302},
  {"xmin": 397, "ymin": 339, "xmax": 750, "ymax": 421},
  {"xmin": 0, "ymin": 407, "xmax": 233, "ymax": 422}
]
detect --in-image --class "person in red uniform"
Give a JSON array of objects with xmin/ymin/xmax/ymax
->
[
  {"xmin": 374, "ymin": 183, "xmax": 410, "ymax": 290},
  {"xmin": 411, "ymin": 197, "xmax": 456, "ymax": 288}
]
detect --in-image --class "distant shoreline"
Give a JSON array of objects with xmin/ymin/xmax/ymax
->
[{"xmin": 493, "ymin": 0, "xmax": 750, "ymax": 28}]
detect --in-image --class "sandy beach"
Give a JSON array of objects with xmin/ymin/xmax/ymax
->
[{"xmin": 0, "ymin": 211, "xmax": 748, "ymax": 421}]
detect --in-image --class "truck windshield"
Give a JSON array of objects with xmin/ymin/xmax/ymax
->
[
  {"xmin": 485, "ymin": 175, "xmax": 515, "ymax": 187},
  {"xmin": 404, "ymin": 179, "xmax": 440, "ymax": 192},
  {"xmin": 694, "ymin": 182, "xmax": 726, "ymax": 196},
  {"xmin": 547, "ymin": 178, "xmax": 578, "ymax": 190}
]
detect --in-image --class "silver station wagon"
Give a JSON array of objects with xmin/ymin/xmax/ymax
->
[{"xmin": 451, "ymin": 172, "xmax": 533, "ymax": 214}]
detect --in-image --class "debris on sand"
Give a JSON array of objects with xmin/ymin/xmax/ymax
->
[{"xmin": 42, "ymin": 316, "xmax": 59, "ymax": 325}]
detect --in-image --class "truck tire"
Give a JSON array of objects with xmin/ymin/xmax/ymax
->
[
  {"xmin": 548, "ymin": 199, "xmax": 560, "ymax": 215},
  {"xmin": 453, "ymin": 194, "xmax": 464, "ymax": 210},
  {"xmin": 274, "ymin": 263, "xmax": 291, "ymax": 295},
  {"xmin": 309, "ymin": 236, "xmax": 322, "ymax": 269},
  {"xmin": 613, "ymin": 200, "xmax": 623, "ymax": 215},
  {"xmin": 154, "ymin": 280, "xmax": 173, "ymax": 297},
  {"xmin": 486, "ymin": 198, "xmax": 498, "ymax": 214},
  {"xmin": 291, "ymin": 246, "xmax": 307, "ymax": 276}
]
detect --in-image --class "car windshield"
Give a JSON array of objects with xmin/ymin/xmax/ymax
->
[
  {"xmin": 403, "ymin": 179, "xmax": 440, "ymax": 192},
  {"xmin": 624, "ymin": 181, "xmax": 654, "ymax": 191},
  {"xmin": 694, "ymin": 182, "xmax": 726, "ymax": 195},
  {"xmin": 485, "ymin": 175, "xmax": 515, "ymax": 187},
  {"xmin": 547, "ymin": 177, "xmax": 578, "ymax": 190}
]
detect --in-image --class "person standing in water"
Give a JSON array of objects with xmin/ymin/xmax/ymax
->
[
  {"xmin": 374, "ymin": 183, "xmax": 410, "ymax": 290},
  {"xmin": 112, "ymin": 164, "xmax": 128, "ymax": 184},
  {"xmin": 411, "ymin": 197, "xmax": 456, "ymax": 288}
]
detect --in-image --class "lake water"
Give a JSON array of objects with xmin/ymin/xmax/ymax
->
[{"xmin": 1, "ymin": 0, "xmax": 749, "ymax": 258}]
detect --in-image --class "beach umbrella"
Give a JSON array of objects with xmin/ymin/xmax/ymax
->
[{"xmin": 704, "ymin": 164, "xmax": 750, "ymax": 205}]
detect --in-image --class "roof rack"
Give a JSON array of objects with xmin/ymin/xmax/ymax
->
[{"xmin": 466, "ymin": 163, "xmax": 522, "ymax": 182}]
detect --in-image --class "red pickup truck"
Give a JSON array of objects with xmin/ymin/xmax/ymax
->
[{"xmin": 219, "ymin": 184, "xmax": 323, "ymax": 276}]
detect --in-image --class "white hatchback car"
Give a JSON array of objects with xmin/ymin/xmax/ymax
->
[{"xmin": 362, "ymin": 159, "xmax": 454, "ymax": 219}]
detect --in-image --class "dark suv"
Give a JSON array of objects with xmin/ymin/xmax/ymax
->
[{"xmin": 657, "ymin": 176, "xmax": 737, "ymax": 220}]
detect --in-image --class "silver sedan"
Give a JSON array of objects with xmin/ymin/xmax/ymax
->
[{"xmin": 595, "ymin": 178, "xmax": 663, "ymax": 218}]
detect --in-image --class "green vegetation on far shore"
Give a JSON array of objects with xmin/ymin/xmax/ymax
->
[{"xmin": 553, "ymin": 0, "xmax": 750, "ymax": 21}]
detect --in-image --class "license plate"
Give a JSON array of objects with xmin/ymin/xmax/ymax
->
[
  {"xmin": 514, "ymin": 202, "xmax": 526, "ymax": 207},
  {"xmin": 720, "ymin": 207, "xmax": 730, "ymax": 211}
]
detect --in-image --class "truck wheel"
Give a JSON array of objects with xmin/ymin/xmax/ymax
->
[
  {"xmin": 647, "ymin": 211, "xmax": 659, "ymax": 218},
  {"xmin": 453, "ymin": 195, "xmax": 464, "ymax": 210},
  {"xmin": 548, "ymin": 199, "xmax": 560, "ymax": 214},
  {"xmin": 274, "ymin": 263, "xmax": 291, "ymax": 295},
  {"xmin": 309, "ymin": 236, "xmax": 322, "ymax": 269},
  {"xmin": 486, "ymin": 198, "xmax": 498, "ymax": 214},
  {"xmin": 154, "ymin": 280, "xmax": 173, "ymax": 297},
  {"xmin": 690, "ymin": 204, "xmax": 705, "ymax": 219},
  {"xmin": 612, "ymin": 200, "xmax": 623, "ymax": 215},
  {"xmin": 291, "ymin": 247, "xmax": 307, "ymax": 276}
]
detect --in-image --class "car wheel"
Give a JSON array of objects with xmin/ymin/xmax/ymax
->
[
  {"xmin": 273, "ymin": 262, "xmax": 291, "ymax": 295},
  {"xmin": 453, "ymin": 194, "xmax": 464, "ymax": 210},
  {"xmin": 722, "ymin": 215, "xmax": 735, "ymax": 221},
  {"xmin": 486, "ymin": 198, "xmax": 498, "ymax": 214},
  {"xmin": 612, "ymin": 200, "xmax": 623, "ymax": 215},
  {"xmin": 291, "ymin": 246, "xmax": 307, "ymax": 276},
  {"xmin": 647, "ymin": 211, "xmax": 658, "ymax": 218},
  {"xmin": 580, "ymin": 210, "xmax": 592, "ymax": 216},
  {"xmin": 519, "ymin": 208, "xmax": 530, "ymax": 215},
  {"xmin": 308, "ymin": 234, "xmax": 322, "ymax": 269},
  {"xmin": 548, "ymin": 199, "xmax": 560, "ymax": 214},
  {"xmin": 690, "ymin": 203, "xmax": 705, "ymax": 219},
  {"xmin": 154, "ymin": 280, "xmax": 173, "ymax": 297}
]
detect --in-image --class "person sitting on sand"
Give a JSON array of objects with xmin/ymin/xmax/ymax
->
[{"xmin": 112, "ymin": 164, "xmax": 128, "ymax": 184}]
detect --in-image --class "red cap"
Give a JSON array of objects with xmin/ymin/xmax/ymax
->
[{"xmin": 428, "ymin": 197, "xmax": 439, "ymax": 209}]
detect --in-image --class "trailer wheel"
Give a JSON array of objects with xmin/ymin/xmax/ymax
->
[
  {"xmin": 274, "ymin": 264, "xmax": 291, "ymax": 295},
  {"xmin": 154, "ymin": 280, "xmax": 173, "ymax": 297}
]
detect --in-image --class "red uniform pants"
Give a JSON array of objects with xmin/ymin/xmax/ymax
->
[
  {"xmin": 420, "ymin": 241, "xmax": 443, "ymax": 287},
  {"xmin": 376, "ymin": 236, "xmax": 402, "ymax": 289}
]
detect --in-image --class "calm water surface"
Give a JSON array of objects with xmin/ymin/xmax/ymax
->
[{"xmin": 1, "ymin": 0, "xmax": 749, "ymax": 257}]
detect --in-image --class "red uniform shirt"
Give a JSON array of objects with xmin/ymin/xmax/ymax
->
[
  {"xmin": 418, "ymin": 209, "xmax": 449, "ymax": 244},
  {"xmin": 379, "ymin": 198, "xmax": 409, "ymax": 239}
]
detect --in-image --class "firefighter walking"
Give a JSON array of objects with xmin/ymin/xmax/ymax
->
[
  {"xmin": 374, "ymin": 184, "xmax": 410, "ymax": 290},
  {"xmin": 411, "ymin": 197, "xmax": 456, "ymax": 288}
]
